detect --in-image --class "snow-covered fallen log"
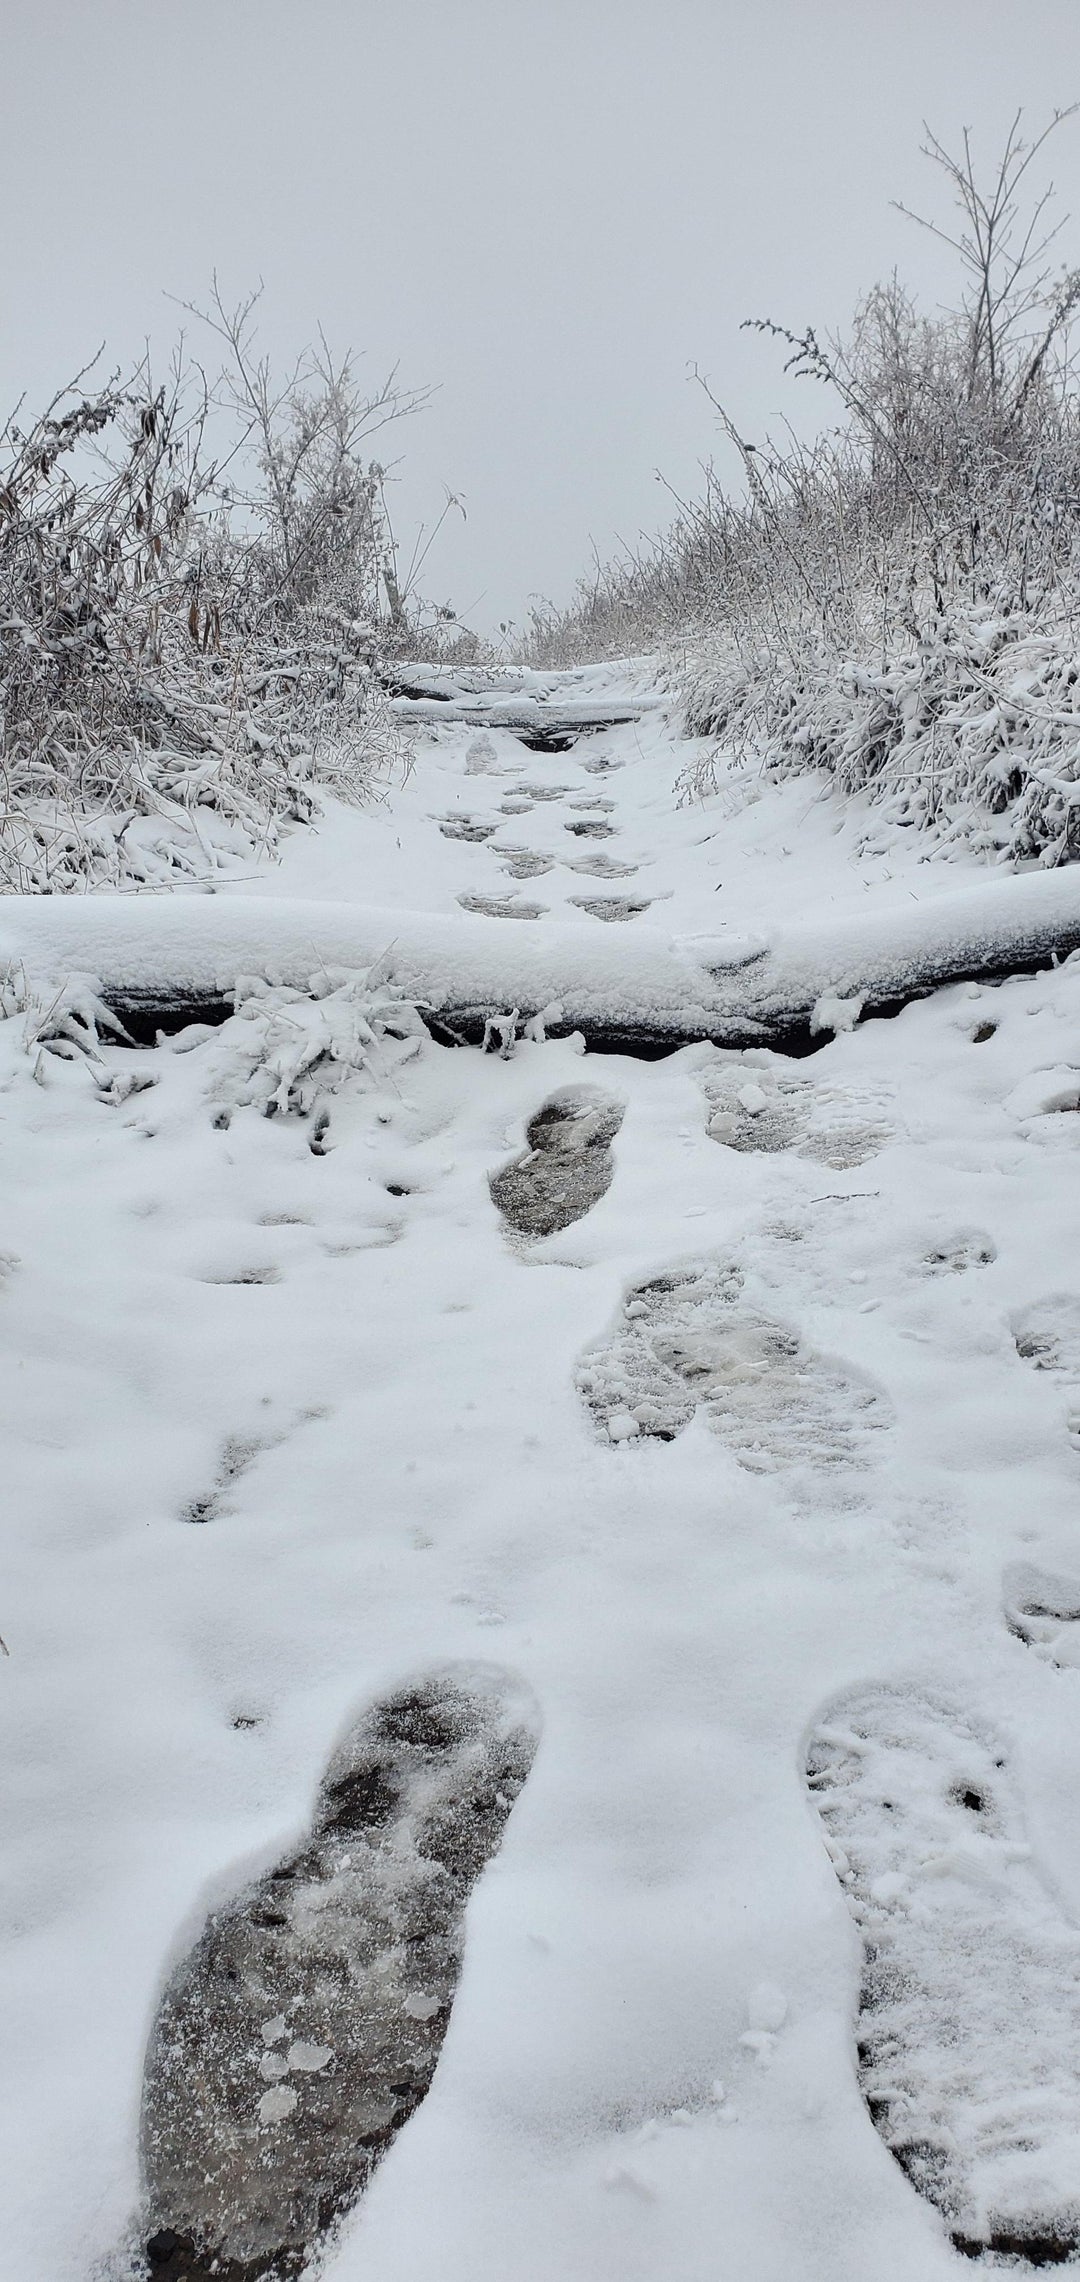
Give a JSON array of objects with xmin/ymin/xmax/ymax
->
[
  {"xmin": 388, "ymin": 695, "xmax": 659, "ymax": 743},
  {"xmin": 5, "ymin": 867, "xmax": 1080, "ymax": 1049}
]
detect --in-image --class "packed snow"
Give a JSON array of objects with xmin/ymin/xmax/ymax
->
[{"xmin": 6, "ymin": 666, "xmax": 1080, "ymax": 2276}]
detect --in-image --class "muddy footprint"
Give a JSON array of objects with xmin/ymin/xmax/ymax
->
[
  {"xmin": 490, "ymin": 1086, "xmax": 625, "ymax": 1237},
  {"xmin": 577, "ymin": 1259, "xmax": 890, "ymax": 1468},
  {"xmin": 142, "ymin": 1665, "xmax": 539, "ymax": 2280},
  {"xmin": 806, "ymin": 1684, "xmax": 1080, "ymax": 2262}
]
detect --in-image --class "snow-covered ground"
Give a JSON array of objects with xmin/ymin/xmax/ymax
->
[{"xmin": 6, "ymin": 671, "xmax": 1080, "ymax": 2277}]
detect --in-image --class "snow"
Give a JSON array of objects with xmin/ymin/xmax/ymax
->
[{"xmin": 6, "ymin": 665, "xmax": 1080, "ymax": 2275}]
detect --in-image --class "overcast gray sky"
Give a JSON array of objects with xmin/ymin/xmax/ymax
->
[{"xmin": 5, "ymin": 1, "xmax": 1080, "ymax": 635}]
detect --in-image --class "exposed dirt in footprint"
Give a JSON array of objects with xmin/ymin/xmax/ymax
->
[
  {"xmin": 496, "ymin": 848, "xmax": 555, "ymax": 879},
  {"xmin": 564, "ymin": 820, "xmax": 617, "ymax": 840},
  {"xmin": 1004, "ymin": 1562, "xmax": 1080, "ymax": 1666},
  {"xmin": 142, "ymin": 1665, "xmax": 539, "ymax": 2280},
  {"xmin": 490, "ymin": 1086, "xmax": 625, "ymax": 1237},
  {"xmin": 702, "ymin": 1061, "xmax": 892, "ymax": 1167},
  {"xmin": 577, "ymin": 1259, "xmax": 890, "ymax": 1469},
  {"xmin": 806, "ymin": 1684, "xmax": 1080, "ymax": 2263},
  {"xmin": 569, "ymin": 896, "xmax": 652, "ymax": 922},
  {"xmin": 456, "ymin": 893, "xmax": 547, "ymax": 920},
  {"xmin": 436, "ymin": 818, "xmax": 496, "ymax": 843}
]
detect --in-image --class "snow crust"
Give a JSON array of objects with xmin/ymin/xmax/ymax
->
[{"xmin": 6, "ymin": 667, "xmax": 1080, "ymax": 2278}]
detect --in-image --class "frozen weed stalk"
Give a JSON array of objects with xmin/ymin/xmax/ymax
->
[{"xmin": 214, "ymin": 966, "xmax": 428, "ymax": 1139}]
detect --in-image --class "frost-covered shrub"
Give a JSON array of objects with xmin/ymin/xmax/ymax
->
[
  {"xmin": 0, "ymin": 296, "xmax": 435, "ymax": 892},
  {"xmin": 211, "ymin": 968, "xmax": 427, "ymax": 1131},
  {"xmin": 533, "ymin": 117, "xmax": 1080, "ymax": 866},
  {"xmin": 680, "ymin": 615, "xmax": 1080, "ymax": 863}
]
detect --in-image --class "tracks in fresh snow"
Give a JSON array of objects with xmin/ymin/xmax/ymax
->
[
  {"xmin": 143, "ymin": 1667, "xmax": 539, "ymax": 2279},
  {"xmin": 14, "ymin": 660, "xmax": 1080, "ymax": 2279}
]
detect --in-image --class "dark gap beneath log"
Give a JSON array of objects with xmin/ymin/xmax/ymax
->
[{"xmin": 99, "ymin": 940, "xmax": 1060, "ymax": 1062}]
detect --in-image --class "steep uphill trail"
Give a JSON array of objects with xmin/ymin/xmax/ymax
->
[{"xmin": 4, "ymin": 661, "xmax": 1080, "ymax": 2277}]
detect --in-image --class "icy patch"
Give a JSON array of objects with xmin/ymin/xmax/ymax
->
[
  {"xmin": 806, "ymin": 1684, "xmax": 1080, "ymax": 2262},
  {"xmin": 577, "ymin": 1258, "xmax": 891, "ymax": 1471}
]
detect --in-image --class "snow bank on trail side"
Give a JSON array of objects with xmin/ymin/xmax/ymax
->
[{"xmin": 7, "ymin": 865, "xmax": 1080, "ymax": 1043}]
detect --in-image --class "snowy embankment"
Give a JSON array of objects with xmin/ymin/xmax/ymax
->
[{"xmin": 8, "ymin": 661, "xmax": 1080, "ymax": 2280}]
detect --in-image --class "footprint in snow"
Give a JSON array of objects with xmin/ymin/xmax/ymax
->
[
  {"xmin": 564, "ymin": 819, "xmax": 617, "ymax": 840},
  {"xmin": 577, "ymin": 1258, "xmax": 890, "ymax": 1469},
  {"xmin": 497, "ymin": 847, "xmax": 555, "ymax": 879},
  {"xmin": 1004, "ymin": 1562, "xmax": 1080, "ymax": 1666},
  {"xmin": 1013, "ymin": 1296, "xmax": 1080, "ymax": 1450},
  {"xmin": 456, "ymin": 892, "xmax": 547, "ymax": 920},
  {"xmin": 464, "ymin": 734, "xmax": 498, "ymax": 775},
  {"xmin": 570, "ymin": 895, "xmax": 652, "ymax": 923},
  {"xmin": 702, "ymin": 1061, "xmax": 892, "ymax": 1168},
  {"xmin": 567, "ymin": 852, "xmax": 640, "ymax": 879},
  {"xmin": 567, "ymin": 796, "xmax": 615, "ymax": 812},
  {"xmin": 142, "ymin": 1665, "xmax": 539, "ymax": 2281},
  {"xmin": 517, "ymin": 783, "xmax": 573, "ymax": 802},
  {"xmin": 806, "ymin": 1683, "xmax": 1080, "ymax": 2264},
  {"xmin": 490, "ymin": 1086, "xmax": 625, "ymax": 1237},
  {"xmin": 436, "ymin": 817, "xmax": 496, "ymax": 843},
  {"xmin": 918, "ymin": 1231, "xmax": 996, "ymax": 1276}
]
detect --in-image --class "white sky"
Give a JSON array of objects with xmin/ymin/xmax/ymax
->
[{"xmin": 5, "ymin": 0, "xmax": 1080, "ymax": 636}]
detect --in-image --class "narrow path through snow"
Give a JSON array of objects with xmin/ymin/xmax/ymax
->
[{"xmin": 6, "ymin": 660, "xmax": 1080, "ymax": 2278}]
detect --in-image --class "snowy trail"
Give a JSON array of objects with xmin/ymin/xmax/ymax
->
[{"xmin": 6, "ymin": 667, "xmax": 1080, "ymax": 2275}]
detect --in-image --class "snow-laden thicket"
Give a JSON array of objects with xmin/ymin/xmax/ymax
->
[
  {"xmin": 530, "ymin": 116, "xmax": 1080, "ymax": 866},
  {"xmin": 0, "ymin": 291, "xmax": 475, "ymax": 894}
]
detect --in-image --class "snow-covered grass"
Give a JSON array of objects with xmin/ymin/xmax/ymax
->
[
  {"xmin": 7, "ymin": 676, "xmax": 1080, "ymax": 2276},
  {"xmin": 530, "ymin": 124, "xmax": 1080, "ymax": 871}
]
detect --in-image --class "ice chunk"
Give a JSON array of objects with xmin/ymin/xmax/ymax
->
[{"xmin": 258, "ymin": 2085, "xmax": 298, "ymax": 2125}]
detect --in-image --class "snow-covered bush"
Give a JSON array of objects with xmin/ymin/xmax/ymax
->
[
  {"xmin": 533, "ymin": 115, "xmax": 1080, "ymax": 866},
  {"xmin": 0, "ymin": 295, "xmax": 429, "ymax": 892},
  {"xmin": 210, "ymin": 967, "xmax": 428, "ymax": 1135}
]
